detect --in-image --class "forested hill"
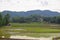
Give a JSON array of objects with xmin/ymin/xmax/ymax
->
[{"xmin": 1, "ymin": 10, "xmax": 60, "ymax": 17}]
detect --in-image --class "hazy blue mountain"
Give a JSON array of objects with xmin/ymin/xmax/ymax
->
[{"xmin": 2, "ymin": 10, "xmax": 60, "ymax": 17}]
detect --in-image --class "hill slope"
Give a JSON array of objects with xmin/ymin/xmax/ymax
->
[{"xmin": 2, "ymin": 10, "xmax": 60, "ymax": 17}]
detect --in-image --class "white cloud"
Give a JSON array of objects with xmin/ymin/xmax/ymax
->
[{"xmin": 0, "ymin": 0, "xmax": 60, "ymax": 12}]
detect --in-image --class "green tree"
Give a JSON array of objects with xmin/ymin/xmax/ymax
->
[
  {"xmin": 4, "ymin": 13, "xmax": 10, "ymax": 25},
  {"xmin": 0, "ymin": 13, "xmax": 2, "ymax": 26},
  {"xmin": 56, "ymin": 16, "xmax": 60, "ymax": 24}
]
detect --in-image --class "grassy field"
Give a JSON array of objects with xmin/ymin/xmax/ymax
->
[{"xmin": 0, "ymin": 23, "xmax": 60, "ymax": 37}]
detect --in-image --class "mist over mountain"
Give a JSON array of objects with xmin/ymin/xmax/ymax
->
[{"xmin": 1, "ymin": 10, "xmax": 60, "ymax": 17}]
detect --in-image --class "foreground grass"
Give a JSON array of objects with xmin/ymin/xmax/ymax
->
[{"xmin": 0, "ymin": 23, "xmax": 60, "ymax": 37}]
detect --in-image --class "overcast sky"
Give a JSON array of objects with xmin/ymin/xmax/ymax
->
[{"xmin": 0, "ymin": 0, "xmax": 60, "ymax": 12}]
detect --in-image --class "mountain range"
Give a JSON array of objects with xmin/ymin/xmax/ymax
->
[{"xmin": 1, "ymin": 10, "xmax": 60, "ymax": 17}]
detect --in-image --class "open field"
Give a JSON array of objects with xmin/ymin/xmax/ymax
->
[{"xmin": 0, "ymin": 23, "xmax": 60, "ymax": 37}]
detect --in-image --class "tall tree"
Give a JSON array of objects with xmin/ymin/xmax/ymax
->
[
  {"xmin": 0, "ymin": 13, "xmax": 2, "ymax": 26},
  {"xmin": 4, "ymin": 13, "xmax": 10, "ymax": 25}
]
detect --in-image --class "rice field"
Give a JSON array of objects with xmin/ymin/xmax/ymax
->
[{"xmin": 0, "ymin": 23, "xmax": 60, "ymax": 38}]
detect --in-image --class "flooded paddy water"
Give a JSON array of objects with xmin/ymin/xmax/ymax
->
[{"xmin": 1, "ymin": 32, "xmax": 60, "ymax": 40}]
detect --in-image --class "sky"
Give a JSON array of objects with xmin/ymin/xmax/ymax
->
[{"xmin": 0, "ymin": 0, "xmax": 60, "ymax": 12}]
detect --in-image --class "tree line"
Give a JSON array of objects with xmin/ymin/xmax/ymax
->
[
  {"xmin": 0, "ymin": 12, "xmax": 60, "ymax": 27},
  {"xmin": 11, "ymin": 14, "xmax": 60, "ymax": 24},
  {"xmin": 0, "ymin": 13, "xmax": 10, "ymax": 26}
]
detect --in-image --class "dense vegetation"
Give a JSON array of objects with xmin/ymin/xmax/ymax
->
[
  {"xmin": 0, "ymin": 13, "xmax": 10, "ymax": 26},
  {"xmin": 0, "ymin": 12, "xmax": 60, "ymax": 27},
  {"xmin": 11, "ymin": 14, "xmax": 60, "ymax": 24}
]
